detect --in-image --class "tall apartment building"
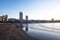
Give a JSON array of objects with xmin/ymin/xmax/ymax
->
[
  {"xmin": 19, "ymin": 12, "xmax": 23, "ymax": 21},
  {"xmin": 26, "ymin": 15, "xmax": 28, "ymax": 21}
]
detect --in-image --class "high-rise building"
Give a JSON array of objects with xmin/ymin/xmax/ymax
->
[
  {"xmin": 26, "ymin": 15, "xmax": 28, "ymax": 23},
  {"xmin": 51, "ymin": 18, "xmax": 54, "ymax": 21},
  {"xmin": 19, "ymin": 12, "xmax": 23, "ymax": 21},
  {"xmin": 26, "ymin": 15, "xmax": 28, "ymax": 21}
]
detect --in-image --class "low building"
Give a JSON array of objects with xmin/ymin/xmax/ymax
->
[
  {"xmin": 0, "ymin": 15, "xmax": 8, "ymax": 22},
  {"xmin": 0, "ymin": 16, "xmax": 3, "ymax": 21}
]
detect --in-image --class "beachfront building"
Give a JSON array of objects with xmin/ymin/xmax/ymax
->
[
  {"xmin": 19, "ymin": 12, "xmax": 23, "ymax": 22},
  {"xmin": 0, "ymin": 15, "xmax": 8, "ymax": 22},
  {"xmin": 5, "ymin": 15, "xmax": 8, "ymax": 21},
  {"xmin": 51, "ymin": 18, "xmax": 54, "ymax": 22},
  {"xmin": 26, "ymin": 15, "xmax": 28, "ymax": 22},
  {"xmin": 0, "ymin": 16, "xmax": 3, "ymax": 21}
]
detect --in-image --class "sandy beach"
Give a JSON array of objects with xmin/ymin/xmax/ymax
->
[{"xmin": 0, "ymin": 23, "xmax": 36, "ymax": 40}]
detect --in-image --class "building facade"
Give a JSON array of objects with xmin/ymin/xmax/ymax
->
[
  {"xmin": 26, "ymin": 15, "xmax": 28, "ymax": 21},
  {"xmin": 19, "ymin": 12, "xmax": 23, "ymax": 21},
  {"xmin": 0, "ymin": 15, "xmax": 8, "ymax": 22}
]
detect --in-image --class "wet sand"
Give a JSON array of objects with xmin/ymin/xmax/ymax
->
[{"xmin": 0, "ymin": 23, "xmax": 36, "ymax": 40}]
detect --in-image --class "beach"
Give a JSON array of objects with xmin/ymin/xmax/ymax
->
[{"xmin": 0, "ymin": 23, "xmax": 36, "ymax": 40}]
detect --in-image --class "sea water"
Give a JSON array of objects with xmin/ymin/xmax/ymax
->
[{"xmin": 23, "ymin": 23, "xmax": 60, "ymax": 40}]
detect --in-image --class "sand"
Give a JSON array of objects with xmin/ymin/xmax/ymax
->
[{"xmin": 0, "ymin": 23, "xmax": 36, "ymax": 40}]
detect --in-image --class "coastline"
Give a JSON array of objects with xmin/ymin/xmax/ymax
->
[{"xmin": 0, "ymin": 23, "xmax": 36, "ymax": 40}]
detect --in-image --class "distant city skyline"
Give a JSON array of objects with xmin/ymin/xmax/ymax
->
[{"xmin": 0, "ymin": 0, "xmax": 60, "ymax": 20}]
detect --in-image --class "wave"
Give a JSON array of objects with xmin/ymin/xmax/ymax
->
[
  {"xmin": 39, "ymin": 24, "xmax": 60, "ymax": 30},
  {"xmin": 28, "ymin": 26, "xmax": 60, "ymax": 33}
]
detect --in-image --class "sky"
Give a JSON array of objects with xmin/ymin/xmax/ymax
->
[{"xmin": 0, "ymin": 0, "xmax": 60, "ymax": 20}]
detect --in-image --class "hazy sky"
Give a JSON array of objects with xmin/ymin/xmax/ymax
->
[{"xmin": 0, "ymin": 0, "xmax": 60, "ymax": 20}]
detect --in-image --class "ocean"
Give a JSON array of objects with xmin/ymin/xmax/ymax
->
[{"xmin": 23, "ymin": 23, "xmax": 60, "ymax": 40}]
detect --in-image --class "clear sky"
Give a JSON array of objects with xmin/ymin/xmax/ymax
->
[{"xmin": 0, "ymin": 0, "xmax": 60, "ymax": 20}]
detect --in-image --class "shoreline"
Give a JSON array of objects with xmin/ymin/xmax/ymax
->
[{"xmin": 0, "ymin": 23, "xmax": 36, "ymax": 40}]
